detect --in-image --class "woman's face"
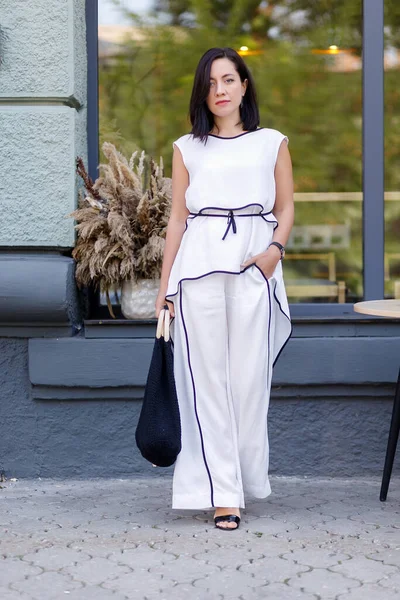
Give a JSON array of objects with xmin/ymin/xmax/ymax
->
[{"xmin": 206, "ymin": 58, "xmax": 247, "ymax": 117}]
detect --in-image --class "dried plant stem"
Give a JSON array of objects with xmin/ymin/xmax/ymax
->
[
  {"xmin": 106, "ymin": 289, "xmax": 116, "ymax": 319},
  {"xmin": 70, "ymin": 142, "xmax": 172, "ymax": 318}
]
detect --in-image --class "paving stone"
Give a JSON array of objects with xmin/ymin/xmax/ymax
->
[
  {"xmin": 0, "ymin": 588, "xmax": 32, "ymax": 600},
  {"xmin": 317, "ymin": 505, "xmax": 373, "ymax": 520},
  {"xmin": 276, "ymin": 494, "xmax": 324, "ymax": 510},
  {"xmin": 315, "ymin": 517, "xmax": 381, "ymax": 537},
  {"xmin": 254, "ymin": 582, "xmax": 319, "ymax": 599},
  {"xmin": 154, "ymin": 583, "xmax": 222, "ymax": 600},
  {"xmin": 66, "ymin": 539, "xmax": 138, "ymax": 558},
  {"xmin": 348, "ymin": 508, "xmax": 400, "ymax": 524},
  {"xmin": 377, "ymin": 569, "xmax": 400, "ymax": 592},
  {"xmin": 22, "ymin": 547, "xmax": 91, "ymax": 570},
  {"xmin": 289, "ymin": 569, "xmax": 361, "ymax": 597},
  {"xmin": 337, "ymin": 582, "xmax": 400, "ymax": 599},
  {"xmin": 62, "ymin": 557, "xmax": 132, "ymax": 586},
  {"xmin": 0, "ymin": 476, "xmax": 399, "ymax": 600},
  {"xmin": 368, "ymin": 549, "xmax": 400, "ymax": 568},
  {"xmin": 152, "ymin": 538, "xmax": 221, "ymax": 556},
  {"xmin": 149, "ymin": 557, "xmax": 220, "ymax": 582},
  {"xmin": 64, "ymin": 587, "xmax": 128, "ymax": 600},
  {"xmin": 193, "ymin": 546, "xmax": 265, "ymax": 568},
  {"xmin": 194, "ymin": 569, "xmax": 269, "ymax": 595},
  {"xmin": 282, "ymin": 547, "xmax": 352, "ymax": 568},
  {"xmin": 102, "ymin": 570, "xmax": 175, "ymax": 596},
  {"xmin": 330, "ymin": 554, "xmax": 397, "ymax": 583},
  {"xmin": 239, "ymin": 555, "xmax": 310, "ymax": 582},
  {"xmin": 244, "ymin": 516, "xmax": 300, "ymax": 536},
  {"xmin": 107, "ymin": 545, "xmax": 177, "ymax": 569},
  {"xmin": 274, "ymin": 527, "xmax": 333, "ymax": 544},
  {"xmin": 12, "ymin": 571, "xmax": 83, "ymax": 599},
  {"xmin": 0, "ymin": 558, "xmax": 42, "ymax": 586}
]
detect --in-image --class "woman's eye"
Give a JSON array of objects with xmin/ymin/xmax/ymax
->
[{"xmin": 209, "ymin": 79, "xmax": 234, "ymax": 86}]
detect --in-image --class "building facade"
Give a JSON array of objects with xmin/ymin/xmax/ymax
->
[{"xmin": 0, "ymin": 0, "xmax": 399, "ymax": 479}]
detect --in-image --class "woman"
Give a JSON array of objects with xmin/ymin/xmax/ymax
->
[{"xmin": 155, "ymin": 47, "xmax": 294, "ymax": 531}]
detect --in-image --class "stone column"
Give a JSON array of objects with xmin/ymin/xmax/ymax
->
[{"xmin": 0, "ymin": 0, "xmax": 87, "ymax": 334}]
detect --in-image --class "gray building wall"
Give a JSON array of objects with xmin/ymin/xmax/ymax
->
[
  {"xmin": 0, "ymin": 333, "xmax": 397, "ymax": 478},
  {"xmin": 0, "ymin": 0, "xmax": 87, "ymax": 247},
  {"xmin": 0, "ymin": 0, "xmax": 398, "ymax": 481}
]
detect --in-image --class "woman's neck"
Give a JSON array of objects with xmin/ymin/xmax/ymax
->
[
  {"xmin": 210, "ymin": 114, "xmax": 244, "ymax": 137},
  {"xmin": 209, "ymin": 124, "xmax": 246, "ymax": 136}
]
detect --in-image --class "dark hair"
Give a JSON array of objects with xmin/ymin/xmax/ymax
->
[{"xmin": 188, "ymin": 47, "xmax": 260, "ymax": 143}]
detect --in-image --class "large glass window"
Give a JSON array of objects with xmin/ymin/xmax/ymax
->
[{"xmin": 93, "ymin": 0, "xmax": 390, "ymax": 316}]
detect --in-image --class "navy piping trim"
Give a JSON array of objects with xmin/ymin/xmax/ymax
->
[
  {"xmin": 165, "ymin": 267, "xmax": 255, "ymax": 301},
  {"xmin": 261, "ymin": 215, "xmax": 279, "ymax": 230},
  {"xmin": 183, "ymin": 215, "xmax": 196, "ymax": 233},
  {"xmin": 272, "ymin": 280, "xmax": 293, "ymax": 367},
  {"xmin": 186, "ymin": 205, "xmax": 279, "ymax": 238},
  {"xmin": 190, "ymin": 202, "xmax": 270, "ymax": 213},
  {"xmin": 208, "ymin": 127, "xmax": 264, "ymax": 140},
  {"xmin": 272, "ymin": 279, "xmax": 291, "ymax": 323},
  {"xmin": 179, "ymin": 282, "xmax": 215, "ymax": 507},
  {"xmin": 165, "ymin": 266, "xmax": 293, "ymax": 373}
]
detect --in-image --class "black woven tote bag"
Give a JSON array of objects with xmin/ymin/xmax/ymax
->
[{"xmin": 135, "ymin": 306, "xmax": 182, "ymax": 467}]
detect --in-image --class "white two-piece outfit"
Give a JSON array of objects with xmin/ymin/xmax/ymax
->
[{"xmin": 165, "ymin": 127, "xmax": 292, "ymax": 510}]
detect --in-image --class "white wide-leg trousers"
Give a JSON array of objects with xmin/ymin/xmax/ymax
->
[{"xmin": 170, "ymin": 266, "xmax": 276, "ymax": 510}]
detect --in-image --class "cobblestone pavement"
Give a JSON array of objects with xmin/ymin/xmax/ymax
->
[{"xmin": 1, "ymin": 475, "xmax": 399, "ymax": 600}]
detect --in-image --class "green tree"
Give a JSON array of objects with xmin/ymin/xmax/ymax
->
[{"xmin": 99, "ymin": 0, "xmax": 400, "ymax": 299}]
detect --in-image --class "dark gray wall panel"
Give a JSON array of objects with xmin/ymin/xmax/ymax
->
[
  {"xmin": 274, "ymin": 337, "xmax": 400, "ymax": 385},
  {"xmin": 83, "ymin": 318, "xmax": 400, "ymax": 339},
  {"xmin": 29, "ymin": 338, "xmax": 154, "ymax": 388},
  {"xmin": 0, "ymin": 339, "xmax": 41, "ymax": 477},
  {"xmin": 1, "ymin": 336, "xmax": 399, "ymax": 479},
  {"xmin": 29, "ymin": 337, "xmax": 400, "ymax": 400},
  {"xmin": 268, "ymin": 396, "xmax": 395, "ymax": 477},
  {"xmin": 0, "ymin": 253, "xmax": 83, "ymax": 330}
]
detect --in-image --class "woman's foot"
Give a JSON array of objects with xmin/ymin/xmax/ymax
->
[{"xmin": 213, "ymin": 507, "xmax": 241, "ymax": 530}]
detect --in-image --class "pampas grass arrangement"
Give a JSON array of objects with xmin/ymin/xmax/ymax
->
[{"xmin": 69, "ymin": 142, "xmax": 172, "ymax": 317}]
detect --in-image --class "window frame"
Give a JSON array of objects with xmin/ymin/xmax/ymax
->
[{"xmin": 86, "ymin": 0, "xmax": 385, "ymax": 320}]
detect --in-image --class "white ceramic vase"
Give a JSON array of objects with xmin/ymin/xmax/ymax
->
[{"xmin": 121, "ymin": 278, "xmax": 160, "ymax": 319}]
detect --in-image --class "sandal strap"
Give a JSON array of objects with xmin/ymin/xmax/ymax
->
[{"xmin": 214, "ymin": 514, "xmax": 240, "ymax": 525}]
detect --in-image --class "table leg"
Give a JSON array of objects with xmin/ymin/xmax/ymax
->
[{"xmin": 380, "ymin": 366, "xmax": 400, "ymax": 501}]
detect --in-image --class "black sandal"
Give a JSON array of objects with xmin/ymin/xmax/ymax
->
[{"xmin": 214, "ymin": 514, "xmax": 241, "ymax": 530}]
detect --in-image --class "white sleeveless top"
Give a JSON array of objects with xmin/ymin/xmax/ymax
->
[{"xmin": 165, "ymin": 127, "xmax": 290, "ymax": 326}]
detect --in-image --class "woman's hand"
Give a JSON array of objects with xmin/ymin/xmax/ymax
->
[
  {"xmin": 155, "ymin": 289, "xmax": 175, "ymax": 318},
  {"xmin": 241, "ymin": 245, "xmax": 281, "ymax": 279}
]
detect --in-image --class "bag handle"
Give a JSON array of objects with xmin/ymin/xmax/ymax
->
[{"xmin": 156, "ymin": 305, "xmax": 171, "ymax": 342}]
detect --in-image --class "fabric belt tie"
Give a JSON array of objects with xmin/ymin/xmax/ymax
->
[
  {"xmin": 189, "ymin": 210, "xmax": 272, "ymax": 241},
  {"xmin": 222, "ymin": 210, "xmax": 237, "ymax": 240}
]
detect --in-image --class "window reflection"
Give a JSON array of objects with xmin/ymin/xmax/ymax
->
[{"xmin": 97, "ymin": 0, "xmax": 398, "ymax": 305}]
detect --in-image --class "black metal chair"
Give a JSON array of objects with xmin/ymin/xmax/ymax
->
[{"xmin": 380, "ymin": 367, "xmax": 400, "ymax": 501}]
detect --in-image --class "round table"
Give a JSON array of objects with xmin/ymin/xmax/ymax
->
[
  {"xmin": 354, "ymin": 299, "xmax": 400, "ymax": 319},
  {"xmin": 353, "ymin": 299, "xmax": 400, "ymax": 501}
]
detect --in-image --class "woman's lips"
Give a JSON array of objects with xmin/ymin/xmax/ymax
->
[{"xmin": 216, "ymin": 100, "xmax": 230, "ymax": 105}]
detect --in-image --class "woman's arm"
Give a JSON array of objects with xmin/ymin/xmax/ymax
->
[
  {"xmin": 270, "ymin": 139, "xmax": 294, "ymax": 248},
  {"xmin": 241, "ymin": 139, "xmax": 294, "ymax": 276},
  {"xmin": 155, "ymin": 144, "xmax": 190, "ymax": 317}
]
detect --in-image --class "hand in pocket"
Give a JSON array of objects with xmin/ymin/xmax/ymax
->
[{"xmin": 241, "ymin": 246, "xmax": 281, "ymax": 279}]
